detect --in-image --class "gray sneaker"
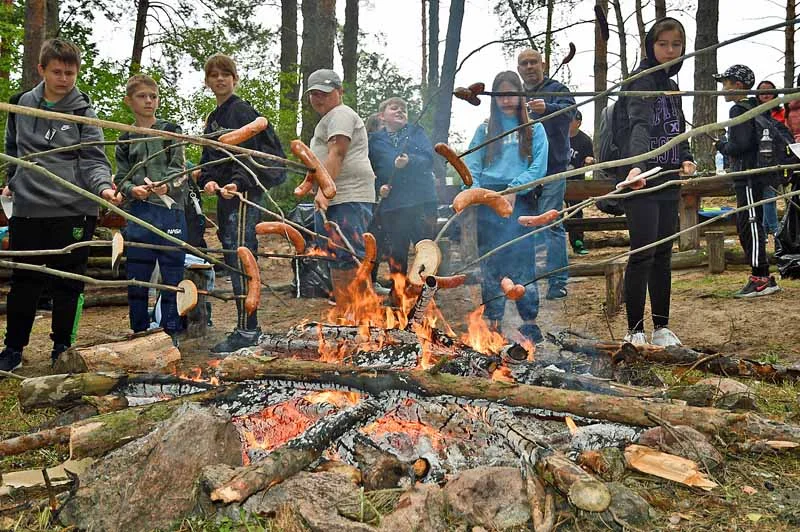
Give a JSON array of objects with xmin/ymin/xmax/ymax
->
[
  {"xmin": 651, "ymin": 327, "xmax": 682, "ymax": 347},
  {"xmin": 211, "ymin": 328, "xmax": 262, "ymax": 354},
  {"xmin": 623, "ymin": 331, "xmax": 647, "ymax": 346}
]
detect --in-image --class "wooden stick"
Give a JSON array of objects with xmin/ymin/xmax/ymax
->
[{"xmin": 463, "ymin": 87, "xmax": 800, "ymax": 99}]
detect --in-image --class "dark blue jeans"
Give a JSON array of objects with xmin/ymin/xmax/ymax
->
[
  {"xmin": 532, "ymin": 178, "xmax": 568, "ymax": 290},
  {"xmin": 124, "ymin": 201, "xmax": 186, "ymax": 334},
  {"xmin": 314, "ymin": 202, "xmax": 373, "ymax": 270},
  {"xmin": 477, "ymin": 194, "xmax": 539, "ymax": 324},
  {"xmin": 217, "ymin": 192, "xmax": 261, "ymax": 330}
]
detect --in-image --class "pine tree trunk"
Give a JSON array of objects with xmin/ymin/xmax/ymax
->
[
  {"xmin": 421, "ymin": 0, "xmax": 428, "ymax": 90},
  {"xmin": 654, "ymin": 0, "xmax": 666, "ymax": 19},
  {"xmin": 635, "ymin": 0, "xmax": 646, "ymax": 58},
  {"xmin": 279, "ymin": 0, "xmax": 299, "ymax": 140},
  {"xmin": 786, "ymin": 0, "xmax": 796, "ymax": 90},
  {"xmin": 45, "ymin": 0, "xmax": 58, "ymax": 38},
  {"xmin": 426, "ymin": 0, "xmax": 440, "ymax": 112},
  {"xmin": 342, "ymin": 0, "xmax": 358, "ymax": 112},
  {"xmin": 611, "ymin": 0, "xmax": 628, "ymax": 78},
  {"xmin": 300, "ymin": 0, "xmax": 336, "ymax": 143},
  {"xmin": 544, "ymin": 0, "xmax": 554, "ymax": 75},
  {"xmin": 593, "ymin": 0, "xmax": 608, "ymax": 145},
  {"xmin": 22, "ymin": 0, "xmax": 45, "ymax": 91},
  {"xmin": 431, "ymin": 0, "xmax": 465, "ymax": 179},
  {"xmin": 692, "ymin": 0, "xmax": 719, "ymax": 171},
  {"xmin": 130, "ymin": 0, "xmax": 148, "ymax": 74}
]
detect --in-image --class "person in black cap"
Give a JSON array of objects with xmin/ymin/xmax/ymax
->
[
  {"xmin": 715, "ymin": 64, "xmax": 781, "ymax": 298},
  {"xmin": 566, "ymin": 110, "xmax": 594, "ymax": 255}
]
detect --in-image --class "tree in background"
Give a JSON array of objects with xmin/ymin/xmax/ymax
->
[
  {"xmin": 693, "ymin": 0, "xmax": 718, "ymax": 171},
  {"xmin": 342, "ymin": 0, "xmax": 358, "ymax": 112},
  {"xmin": 594, "ymin": 0, "xmax": 608, "ymax": 142},
  {"xmin": 22, "ymin": 0, "xmax": 45, "ymax": 90},
  {"xmin": 300, "ymin": 0, "xmax": 336, "ymax": 143},
  {"xmin": 279, "ymin": 0, "xmax": 299, "ymax": 140},
  {"xmin": 786, "ymin": 0, "xmax": 796, "ymax": 90}
]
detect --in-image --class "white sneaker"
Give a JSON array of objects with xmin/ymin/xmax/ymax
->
[
  {"xmin": 623, "ymin": 331, "xmax": 647, "ymax": 345},
  {"xmin": 651, "ymin": 327, "xmax": 682, "ymax": 347}
]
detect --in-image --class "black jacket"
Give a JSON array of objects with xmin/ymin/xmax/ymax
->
[
  {"xmin": 716, "ymin": 98, "xmax": 759, "ymax": 183},
  {"xmin": 616, "ymin": 17, "xmax": 693, "ymax": 194},
  {"xmin": 198, "ymin": 95, "xmax": 285, "ymax": 194}
]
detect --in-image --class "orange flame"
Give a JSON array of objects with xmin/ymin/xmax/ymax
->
[
  {"xmin": 362, "ymin": 413, "xmax": 446, "ymax": 450},
  {"xmin": 491, "ymin": 365, "xmax": 515, "ymax": 383},
  {"xmin": 303, "ymin": 390, "xmax": 361, "ymax": 408},
  {"xmin": 460, "ymin": 307, "xmax": 507, "ymax": 355}
]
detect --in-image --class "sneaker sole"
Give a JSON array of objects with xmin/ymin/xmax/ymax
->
[
  {"xmin": 735, "ymin": 285, "xmax": 781, "ymax": 298},
  {"xmin": 1, "ymin": 362, "xmax": 22, "ymax": 372}
]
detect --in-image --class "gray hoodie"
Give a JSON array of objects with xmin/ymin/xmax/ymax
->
[{"xmin": 5, "ymin": 82, "xmax": 113, "ymax": 217}]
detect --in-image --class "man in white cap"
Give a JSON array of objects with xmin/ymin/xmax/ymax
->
[{"xmin": 305, "ymin": 69, "xmax": 376, "ymax": 307}]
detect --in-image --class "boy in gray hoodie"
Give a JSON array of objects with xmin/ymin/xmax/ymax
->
[{"xmin": 1, "ymin": 39, "xmax": 120, "ymax": 371}]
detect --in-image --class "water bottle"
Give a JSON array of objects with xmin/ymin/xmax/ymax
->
[
  {"xmin": 715, "ymin": 151, "xmax": 725, "ymax": 174},
  {"xmin": 759, "ymin": 128, "xmax": 774, "ymax": 165}
]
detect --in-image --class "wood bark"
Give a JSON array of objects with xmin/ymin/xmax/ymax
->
[
  {"xmin": 0, "ymin": 0, "xmax": 14, "ymax": 83},
  {"xmin": 427, "ymin": 0, "xmax": 439, "ymax": 95},
  {"xmin": 634, "ymin": 0, "xmax": 645, "ymax": 59},
  {"xmin": 787, "ymin": 0, "xmax": 796, "ymax": 90},
  {"xmin": 431, "ymin": 0, "xmax": 465, "ymax": 179},
  {"xmin": 421, "ymin": 0, "xmax": 427, "ymax": 89},
  {"xmin": 692, "ymin": 0, "xmax": 719, "ymax": 171},
  {"xmin": 130, "ymin": 0, "xmax": 148, "ymax": 73},
  {"xmin": 279, "ymin": 0, "xmax": 299, "ymax": 139},
  {"xmin": 45, "ymin": 0, "xmax": 58, "ymax": 38},
  {"xmin": 0, "ymin": 426, "xmax": 70, "ymax": 457},
  {"xmin": 342, "ymin": 0, "xmax": 358, "ymax": 112},
  {"xmin": 340, "ymin": 433, "xmax": 408, "ymax": 490},
  {"xmin": 207, "ymin": 398, "xmax": 381, "ymax": 503},
  {"xmin": 300, "ymin": 0, "xmax": 336, "ymax": 143},
  {"xmin": 556, "ymin": 337, "xmax": 800, "ymax": 384},
  {"xmin": 654, "ymin": 0, "xmax": 666, "ymax": 19},
  {"xmin": 593, "ymin": 0, "xmax": 608, "ymax": 143},
  {"xmin": 22, "ymin": 0, "xmax": 45, "ymax": 91},
  {"xmin": 52, "ymin": 330, "xmax": 180, "ymax": 374},
  {"xmin": 526, "ymin": 470, "xmax": 555, "ymax": 532},
  {"xmin": 544, "ymin": 0, "xmax": 554, "ymax": 75},
  {"xmin": 611, "ymin": 0, "xmax": 628, "ymax": 78},
  {"xmin": 215, "ymin": 357, "xmax": 800, "ymax": 444}
]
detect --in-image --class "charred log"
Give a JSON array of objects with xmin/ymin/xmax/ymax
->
[
  {"xmin": 216, "ymin": 357, "xmax": 800, "ymax": 444},
  {"xmin": 337, "ymin": 432, "xmax": 409, "ymax": 490}
]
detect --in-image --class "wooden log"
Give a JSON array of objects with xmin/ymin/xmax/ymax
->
[
  {"xmin": 624, "ymin": 444, "xmax": 718, "ymax": 490},
  {"xmin": 341, "ymin": 433, "xmax": 409, "ymax": 490},
  {"xmin": 678, "ymin": 193, "xmax": 700, "ymax": 251},
  {"xmin": 206, "ymin": 398, "xmax": 382, "ymax": 504},
  {"xmin": 0, "ymin": 426, "xmax": 71, "ymax": 457},
  {"xmin": 555, "ymin": 337, "xmax": 800, "ymax": 384},
  {"xmin": 604, "ymin": 257, "xmax": 626, "ymax": 316},
  {"xmin": 184, "ymin": 263, "xmax": 212, "ymax": 338},
  {"xmin": 525, "ymin": 469, "xmax": 555, "ymax": 532},
  {"xmin": 53, "ymin": 330, "xmax": 180, "ymax": 374},
  {"xmin": 215, "ymin": 357, "xmax": 800, "ymax": 444},
  {"xmin": 705, "ymin": 230, "xmax": 726, "ymax": 273}
]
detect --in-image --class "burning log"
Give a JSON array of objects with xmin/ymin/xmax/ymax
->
[
  {"xmin": 405, "ymin": 276, "xmax": 438, "ymax": 329},
  {"xmin": 216, "ymin": 357, "xmax": 800, "ymax": 444},
  {"xmin": 53, "ymin": 330, "xmax": 181, "ymax": 374},
  {"xmin": 337, "ymin": 432, "xmax": 409, "ymax": 490},
  {"xmin": 554, "ymin": 337, "xmax": 800, "ymax": 384},
  {"xmin": 18, "ymin": 372, "xmax": 214, "ymax": 411},
  {"xmin": 205, "ymin": 398, "xmax": 383, "ymax": 504}
]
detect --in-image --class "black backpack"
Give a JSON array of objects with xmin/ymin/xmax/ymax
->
[
  {"xmin": 594, "ymin": 101, "xmax": 627, "ymax": 216},
  {"xmin": 737, "ymin": 99, "xmax": 798, "ymax": 185}
]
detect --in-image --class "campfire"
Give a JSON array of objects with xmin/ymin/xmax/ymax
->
[{"xmin": 3, "ymin": 268, "xmax": 800, "ymax": 532}]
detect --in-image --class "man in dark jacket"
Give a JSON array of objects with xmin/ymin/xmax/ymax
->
[
  {"xmin": 368, "ymin": 97, "xmax": 437, "ymax": 284},
  {"xmin": 1, "ymin": 39, "xmax": 120, "ymax": 371},
  {"xmin": 715, "ymin": 64, "xmax": 781, "ymax": 297},
  {"xmin": 517, "ymin": 48, "xmax": 573, "ymax": 300}
]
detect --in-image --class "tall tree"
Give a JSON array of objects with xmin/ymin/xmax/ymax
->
[
  {"xmin": 693, "ymin": 0, "xmax": 719, "ymax": 171},
  {"xmin": 655, "ymin": 0, "xmax": 666, "ymax": 19},
  {"xmin": 611, "ymin": 0, "xmax": 628, "ymax": 78},
  {"xmin": 431, "ymin": 0, "xmax": 465, "ymax": 179},
  {"xmin": 544, "ymin": 0, "xmax": 555, "ymax": 75},
  {"xmin": 593, "ymin": 0, "xmax": 608, "ymax": 144},
  {"xmin": 130, "ymin": 0, "xmax": 148, "ymax": 74},
  {"xmin": 279, "ymin": 0, "xmax": 300, "ymax": 140},
  {"xmin": 45, "ymin": 0, "xmax": 58, "ymax": 38},
  {"xmin": 427, "ymin": 0, "xmax": 439, "ymax": 95},
  {"xmin": 421, "ymin": 0, "xmax": 427, "ymax": 89},
  {"xmin": 342, "ymin": 0, "xmax": 358, "ymax": 112},
  {"xmin": 300, "ymin": 0, "xmax": 336, "ymax": 143},
  {"xmin": 786, "ymin": 0, "xmax": 796, "ymax": 89},
  {"xmin": 22, "ymin": 0, "xmax": 45, "ymax": 90},
  {"xmin": 634, "ymin": 0, "xmax": 646, "ymax": 58}
]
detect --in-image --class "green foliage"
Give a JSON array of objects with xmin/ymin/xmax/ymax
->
[
  {"xmin": 0, "ymin": 0, "xmax": 24, "ymax": 149},
  {"xmin": 357, "ymin": 50, "xmax": 422, "ymax": 120}
]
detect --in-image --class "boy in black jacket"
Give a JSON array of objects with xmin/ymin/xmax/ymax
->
[
  {"xmin": 198, "ymin": 53, "xmax": 286, "ymax": 353},
  {"xmin": 715, "ymin": 64, "xmax": 781, "ymax": 298},
  {"xmin": 1, "ymin": 39, "xmax": 121, "ymax": 371}
]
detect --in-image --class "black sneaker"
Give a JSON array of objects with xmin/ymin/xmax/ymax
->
[
  {"xmin": 734, "ymin": 275, "xmax": 781, "ymax": 298},
  {"xmin": 211, "ymin": 328, "xmax": 262, "ymax": 354},
  {"xmin": 0, "ymin": 348, "xmax": 23, "ymax": 372},
  {"xmin": 546, "ymin": 286, "xmax": 568, "ymax": 300},
  {"xmin": 51, "ymin": 343, "xmax": 69, "ymax": 368}
]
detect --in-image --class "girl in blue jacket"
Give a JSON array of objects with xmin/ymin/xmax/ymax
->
[{"xmin": 464, "ymin": 71, "xmax": 549, "ymax": 343}]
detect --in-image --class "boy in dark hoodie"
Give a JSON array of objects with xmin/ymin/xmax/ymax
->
[
  {"xmin": 715, "ymin": 64, "xmax": 781, "ymax": 298},
  {"xmin": 115, "ymin": 74, "xmax": 187, "ymax": 341},
  {"xmin": 615, "ymin": 18, "xmax": 695, "ymax": 347},
  {"xmin": 198, "ymin": 53, "xmax": 286, "ymax": 354},
  {"xmin": 1, "ymin": 39, "xmax": 120, "ymax": 371},
  {"xmin": 517, "ymin": 47, "xmax": 574, "ymax": 301}
]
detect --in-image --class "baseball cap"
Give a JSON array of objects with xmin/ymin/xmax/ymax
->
[
  {"xmin": 713, "ymin": 65, "xmax": 755, "ymax": 89},
  {"xmin": 305, "ymin": 69, "xmax": 342, "ymax": 93}
]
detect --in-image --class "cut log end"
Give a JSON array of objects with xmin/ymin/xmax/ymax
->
[{"xmin": 568, "ymin": 479, "xmax": 612, "ymax": 512}]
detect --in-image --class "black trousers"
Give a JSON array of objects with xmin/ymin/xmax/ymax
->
[
  {"xmin": 623, "ymin": 195, "xmax": 677, "ymax": 332},
  {"xmin": 5, "ymin": 215, "xmax": 97, "ymax": 350},
  {"xmin": 375, "ymin": 203, "xmax": 437, "ymax": 276},
  {"xmin": 565, "ymin": 198, "xmax": 584, "ymax": 248},
  {"xmin": 734, "ymin": 180, "xmax": 769, "ymax": 277}
]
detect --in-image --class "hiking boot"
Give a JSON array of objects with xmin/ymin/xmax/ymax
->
[
  {"xmin": 734, "ymin": 275, "xmax": 781, "ymax": 298},
  {"xmin": 519, "ymin": 323, "xmax": 544, "ymax": 344},
  {"xmin": 623, "ymin": 331, "xmax": 647, "ymax": 346},
  {"xmin": 572, "ymin": 240, "xmax": 590, "ymax": 256},
  {"xmin": 651, "ymin": 327, "xmax": 682, "ymax": 347},
  {"xmin": 51, "ymin": 343, "xmax": 69, "ymax": 368},
  {"xmin": 211, "ymin": 328, "xmax": 262, "ymax": 354},
  {"xmin": 546, "ymin": 286, "xmax": 568, "ymax": 300},
  {"xmin": 0, "ymin": 347, "xmax": 22, "ymax": 373}
]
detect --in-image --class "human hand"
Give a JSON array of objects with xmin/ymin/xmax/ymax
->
[
  {"xmin": 584, "ymin": 156, "xmax": 595, "ymax": 165},
  {"xmin": 528, "ymin": 99, "xmax": 546, "ymax": 114},
  {"xmin": 130, "ymin": 185, "xmax": 151, "ymax": 200},
  {"xmin": 314, "ymin": 188, "xmax": 329, "ymax": 212},
  {"xmin": 680, "ymin": 160, "xmax": 697, "ymax": 176},
  {"xmin": 203, "ymin": 181, "xmax": 220, "ymax": 195},
  {"xmin": 619, "ymin": 167, "xmax": 645, "ymax": 190},
  {"xmin": 394, "ymin": 153, "xmax": 409, "ymax": 169},
  {"xmin": 219, "ymin": 183, "xmax": 238, "ymax": 199},
  {"xmin": 379, "ymin": 184, "xmax": 392, "ymax": 198},
  {"xmin": 101, "ymin": 187, "xmax": 123, "ymax": 206},
  {"xmin": 144, "ymin": 177, "xmax": 168, "ymax": 196},
  {"xmin": 1, "ymin": 186, "xmax": 11, "ymax": 197}
]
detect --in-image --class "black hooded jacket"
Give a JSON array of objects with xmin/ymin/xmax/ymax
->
[{"xmin": 615, "ymin": 17, "xmax": 693, "ymax": 194}]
